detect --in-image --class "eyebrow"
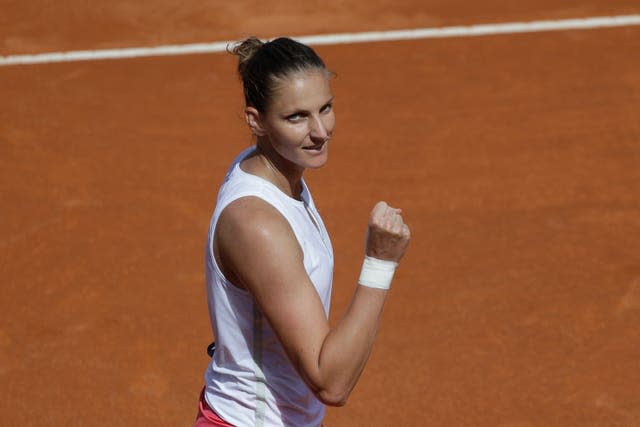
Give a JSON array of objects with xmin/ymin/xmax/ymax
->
[{"xmin": 283, "ymin": 97, "xmax": 335, "ymax": 116}]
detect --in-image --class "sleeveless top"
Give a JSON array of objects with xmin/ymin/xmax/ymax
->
[{"xmin": 203, "ymin": 147, "xmax": 334, "ymax": 427}]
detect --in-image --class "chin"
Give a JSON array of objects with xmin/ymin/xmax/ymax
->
[
  {"xmin": 301, "ymin": 144, "xmax": 329, "ymax": 169},
  {"xmin": 304, "ymin": 152, "xmax": 329, "ymax": 169},
  {"xmin": 307, "ymin": 161, "xmax": 328, "ymax": 170}
]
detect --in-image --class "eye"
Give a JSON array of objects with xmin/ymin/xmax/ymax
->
[
  {"xmin": 320, "ymin": 102, "xmax": 333, "ymax": 113},
  {"xmin": 286, "ymin": 112, "xmax": 304, "ymax": 122}
]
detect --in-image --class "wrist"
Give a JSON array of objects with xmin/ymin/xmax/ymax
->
[{"xmin": 358, "ymin": 256, "xmax": 398, "ymax": 290}]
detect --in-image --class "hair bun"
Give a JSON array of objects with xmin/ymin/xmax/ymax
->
[
  {"xmin": 227, "ymin": 36, "xmax": 327, "ymax": 112},
  {"xmin": 228, "ymin": 37, "xmax": 264, "ymax": 78}
]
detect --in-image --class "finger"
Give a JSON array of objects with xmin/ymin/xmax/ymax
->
[
  {"xmin": 389, "ymin": 211, "xmax": 403, "ymax": 229},
  {"xmin": 374, "ymin": 201, "xmax": 389, "ymax": 212},
  {"xmin": 371, "ymin": 202, "xmax": 404, "ymax": 229},
  {"xmin": 386, "ymin": 205, "xmax": 403, "ymax": 218},
  {"xmin": 402, "ymin": 223, "xmax": 411, "ymax": 239},
  {"xmin": 383, "ymin": 210, "xmax": 400, "ymax": 230},
  {"xmin": 370, "ymin": 201, "xmax": 388, "ymax": 221}
]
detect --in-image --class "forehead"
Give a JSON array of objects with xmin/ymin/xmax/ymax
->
[{"xmin": 269, "ymin": 70, "xmax": 333, "ymax": 112}]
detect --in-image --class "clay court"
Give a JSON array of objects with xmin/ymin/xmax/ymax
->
[{"xmin": 2, "ymin": 2, "xmax": 640, "ymax": 426}]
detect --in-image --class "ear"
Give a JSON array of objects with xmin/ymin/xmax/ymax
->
[{"xmin": 245, "ymin": 107, "xmax": 266, "ymax": 136}]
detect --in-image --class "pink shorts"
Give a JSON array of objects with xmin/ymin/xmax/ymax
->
[
  {"xmin": 194, "ymin": 387, "xmax": 325, "ymax": 426},
  {"xmin": 194, "ymin": 388, "xmax": 235, "ymax": 427}
]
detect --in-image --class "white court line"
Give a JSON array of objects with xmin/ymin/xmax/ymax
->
[{"xmin": 1, "ymin": 14, "xmax": 640, "ymax": 66}]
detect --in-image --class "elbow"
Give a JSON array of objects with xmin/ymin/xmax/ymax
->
[{"xmin": 316, "ymin": 387, "xmax": 351, "ymax": 407}]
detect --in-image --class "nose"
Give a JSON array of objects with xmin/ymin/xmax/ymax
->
[{"xmin": 309, "ymin": 114, "xmax": 329, "ymax": 142}]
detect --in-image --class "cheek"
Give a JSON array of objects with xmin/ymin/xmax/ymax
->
[{"xmin": 272, "ymin": 126, "xmax": 307, "ymax": 147}]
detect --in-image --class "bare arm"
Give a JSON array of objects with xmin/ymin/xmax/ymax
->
[{"xmin": 215, "ymin": 198, "xmax": 410, "ymax": 406}]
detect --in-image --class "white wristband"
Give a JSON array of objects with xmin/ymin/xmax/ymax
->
[{"xmin": 358, "ymin": 256, "xmax": 398, "ymax": 290}]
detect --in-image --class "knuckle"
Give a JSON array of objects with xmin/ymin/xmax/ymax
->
[{"xmin": 369, "ymin": 223, "xmax": 385, "ymax": 234}]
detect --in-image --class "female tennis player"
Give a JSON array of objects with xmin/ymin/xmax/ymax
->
[{"xmin": 194, "ymin": 36, "xmax": 411, "ymax": 427}]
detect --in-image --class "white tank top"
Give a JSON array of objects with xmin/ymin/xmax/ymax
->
[{"xmin": 203, "ymin": 147, "xmax": 334, "ymax": 427}]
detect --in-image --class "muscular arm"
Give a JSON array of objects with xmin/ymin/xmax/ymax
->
[{"xmin": 215, "ymin": 197, "xmax": 410, "ymax": 406}]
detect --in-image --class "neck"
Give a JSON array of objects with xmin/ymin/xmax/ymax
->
[{"xmin": 255, "ymin": 142, "xmax": 304, "ymax": 200}]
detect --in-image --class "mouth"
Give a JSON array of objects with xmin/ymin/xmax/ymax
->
[
  {"xmin": 302, "ymin": 144, "xmax": 324, "ymax": 151},
  {"xmin": 302, "ymin": 139, "xmax": 330, "ymax": 152}
]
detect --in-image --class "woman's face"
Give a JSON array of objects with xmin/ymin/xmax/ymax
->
[{"xmin": 259, "ymin": 69, "xmax": 335, "ymax": 170}]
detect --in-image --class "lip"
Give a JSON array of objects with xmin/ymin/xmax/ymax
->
[
  {"xmin": 302, "ymin": 141, "xmax": 327, "ymax": 151},
  {"xmin": 302, "ymin": 138, "xmax": 330, "ymax": 152}
]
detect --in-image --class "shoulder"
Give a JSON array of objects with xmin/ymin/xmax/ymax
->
[
  {"xmin": 215, "ymin": 196, "xmax": 306, "ymax": 291},
  {"xmin": 220, "ymin": 196, "xmax": 287, "ymax": 232},
  {"xmin": 217, "ymin": 196, "xmax": 302, "ymax": 257}
]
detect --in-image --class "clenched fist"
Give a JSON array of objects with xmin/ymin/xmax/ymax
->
[{"xmin": 365, "ymin": 201, "xmax": 411, "ymax": 262}]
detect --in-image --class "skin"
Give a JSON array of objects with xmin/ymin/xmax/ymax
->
[
  {"xmin": 213, "ymin": 69, "xmax": 411, "ymax": 406},
  {"xmin": 242, "ymin": 69, "xmax": 335, "ymax": 198}
]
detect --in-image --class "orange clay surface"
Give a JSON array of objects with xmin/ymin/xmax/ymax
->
[{"xmin": 1, "ymin": 2, "xmax": 640, "ymax": 426}]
